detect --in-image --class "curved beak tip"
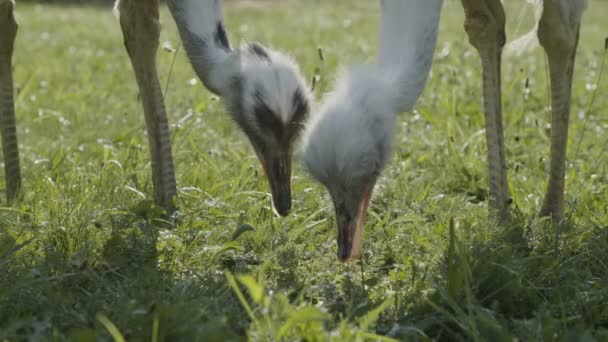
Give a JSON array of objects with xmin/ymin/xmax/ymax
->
[
  {"xmin": 337, "ymin": 250, "xmax": 350, "ymax": 262},
  {"xmin": 273, "ymin": 199, "xmax": 291, "ymax": 216},
  {"xmin": 260, "ymin": 154, "xmax": 292, "ymax": 217},
  {"xmin": 337, "ymin": 247, "xmax": 360, "ymax": 262}
]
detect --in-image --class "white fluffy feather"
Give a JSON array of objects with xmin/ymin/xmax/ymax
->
[
  {"xmin": 303, "ymin": 66, "xmax": 401, "ymax": 187},
  {"xmin": 237, "ymin": 49, "xmax": 310, "ymax": 125},
  {"xmin": 168, "ymin": 0, "xmax": 310, "ymax": 126},
  {"xmin": 377, "ymin": 0, "xmax": 443, "ymax": 111},
  {"xmin": 303, "ymin": 0, "xmax": 443, "ymax": 190}
]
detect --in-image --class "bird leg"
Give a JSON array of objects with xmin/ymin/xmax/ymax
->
[
  {"xmin": 461, "ymin": 0, "xmax": 511, "ymax": 221},
  {"xmin": 116, "ymin": 0, "xmax": 177, "ymax": 209},
  {"xmin": 0, "ymin": 0, "xmax": 20, "ymax": 204},
  {"xmin": 537, "ymin": 0, "xmax": 584, "ymax": 219}
]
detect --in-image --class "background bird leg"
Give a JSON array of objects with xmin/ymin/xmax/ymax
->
[
  {"xmin": 537, "ymin": 0, "xmax": 585, "ymax": 219},
  {"xmin": 116, "ymin": 0, "xmax": 177, "ymax": 209},
  {"xmin": 0, "ymin": 0, "xmax": 21, "ymax": 205},
  {"xmin": 461, "ymin": 0, "xmax": 511, "ymax": 222}
]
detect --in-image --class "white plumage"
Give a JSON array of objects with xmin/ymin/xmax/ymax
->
[
  {"xmin": 376, "ymin": 0, "xmax": 443, "ymax": 111},
  {"xmin": 304, "ymin": 0, "xmax": 443, "ymax": 188},
  {"xmin": 304, "ymin": 67, "xmax": 399, "ymax": 189}
]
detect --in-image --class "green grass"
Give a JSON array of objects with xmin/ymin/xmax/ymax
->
[{"xmin": 1, "ymin": 1, "xmax": 607, "ymax": 340}]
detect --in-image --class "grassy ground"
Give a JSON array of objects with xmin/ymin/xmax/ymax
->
[{"xmin": 1, "ymin": 1, "xmax": 607, "ymax": 340}]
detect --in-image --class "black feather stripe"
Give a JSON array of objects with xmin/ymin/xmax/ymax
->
[{"xmin": 214, "ymin": 21, "xmax": 231, "ymax": 51}]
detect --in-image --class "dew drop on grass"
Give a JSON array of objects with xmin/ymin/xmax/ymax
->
[
  {"xmin": 162, "ymin": 41, "xmax": 176, "ymax": 53},
  {"xmin": 59, "ymin": 117, "xmax": 71, "ymax": 127},
  {"xmin": 436, "ymin": 45, "xmax": 450, "ymax": 59},
  {"xmin": 585, "ymin": 83, "xmax": 597, "ymax": 92}
]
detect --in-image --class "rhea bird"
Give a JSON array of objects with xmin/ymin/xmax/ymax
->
[
  {"xmin": 303, "ymin": 0, "xmax": 587, "ymax": 261},
  {"xmin": 167, "ymin": 0, "xmax": 311, "ymax": 216},
  {"xmin": 0, "ymin": 0, "xmax": 311, "ymax": 216}
]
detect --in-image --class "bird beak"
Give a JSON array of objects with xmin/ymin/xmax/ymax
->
[
  {"xmin": 258, "ymin": 151, "xmax": 292, "ymax": 216},
  {"xmin": 333, "ymin": 184, "xmax": 375, "ymax": 262}
]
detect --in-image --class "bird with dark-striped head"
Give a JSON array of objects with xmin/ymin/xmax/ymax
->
[{"xmin": 168, "ymin": 0, "xmax": 311, "ymax": 216}]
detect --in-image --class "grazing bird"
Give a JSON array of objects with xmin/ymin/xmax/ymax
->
[
  {"xmin": 167, "ymin": 0, "xmax": 311, "ymax": 216},
  {"xmin": 303, "ymin": 0, "xmax": 587, "ymax": 261},
  {"xmin": 304, "ymin": 0, "xmax": 443, "ymax": 261}
]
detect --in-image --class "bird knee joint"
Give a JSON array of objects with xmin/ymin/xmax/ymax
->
[
  {"xmin": 116, "ymin": 0, "xmax": 161, "ymax": 56},
  {"xmin": 464, "ymin": 12, "xmax": 506, "ymax": 50},
  {"xmin": 537, "ymin": 18, "xmax": 578, "ymax": 56}
]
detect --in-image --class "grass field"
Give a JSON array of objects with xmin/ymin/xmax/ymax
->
[{"xmin": 1, "ymin": 1, "xmax": 607, "ymax": 340}]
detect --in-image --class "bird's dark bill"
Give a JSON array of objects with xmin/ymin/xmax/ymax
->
[
  {"xmin": 336, "ymin": 185, "xmax": 374, "ymax": 262},
  {"xmin": 259, "ymin": 153, "xmax": 292, "ymax": 216}
]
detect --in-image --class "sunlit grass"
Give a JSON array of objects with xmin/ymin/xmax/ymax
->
[{"xmin": 1, "ymin": 1, "xmax": 607, "ymax": 340}]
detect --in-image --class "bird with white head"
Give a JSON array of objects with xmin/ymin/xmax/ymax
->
[
  {"xmin": 303, "ymin": 0, "xmax": 443, "ymax": 261},
  {"xmin": 304, "ymin": 0, "xmax": 587, "ymax": 261},
  {"xmin": 167, "ymin": 0, "xmax": 311, "ymax": 216}
]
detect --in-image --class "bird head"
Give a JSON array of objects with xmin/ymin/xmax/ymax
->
[
  {"xmin": 226, "ymin": 43, "xmax": 311, "ymax": 216},
  {"xmin": 303, "ymin": 67, "xmax": 399, "ymax": 261},
  {"xmin": 167, "ymin": 1, "xmax": 311, "ymax": 216}
]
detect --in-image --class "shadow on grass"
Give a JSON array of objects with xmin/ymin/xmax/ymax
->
[
  {"xmin": 394, "ymin": 213, "xmax": 608, "ymax": 341},
  {"xmin": 2, "ymin": 202, "xmax": 607, "ymax": 340},
  {"xmin": 0, "ymin": 206, "xmax": 244, "ymax": 341}
]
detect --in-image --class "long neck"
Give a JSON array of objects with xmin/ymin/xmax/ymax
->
[
  {"xmin": 376, "ymin": 0, "xmax": 443, "ymax": 112},
  {"xmin": 167, "ymin": 0, "xmax": 237, "ymax": 96}
]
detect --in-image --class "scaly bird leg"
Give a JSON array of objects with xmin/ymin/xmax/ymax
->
[
  {"xmin": 0, "ymin": 0, "xmax": 20, "ymax": 204},
  {"xmin": 461, "ymin": 0, "xmax": 511, "ymax": 221},
  {"xmin": 537, "ymin": 0, "xmax": 586, "ymax": 219},
  {"xmin": 116, "ymin": 0, "xmax": 177, "ymax": 209}
]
